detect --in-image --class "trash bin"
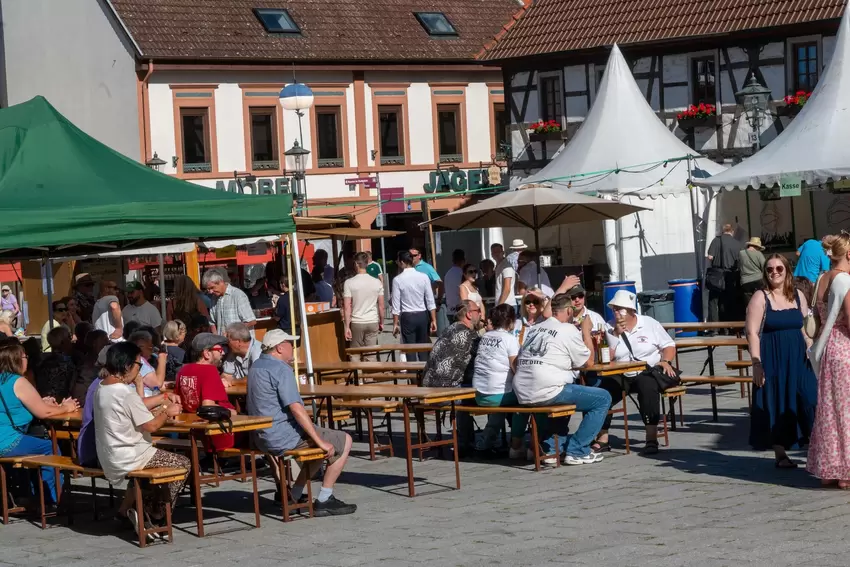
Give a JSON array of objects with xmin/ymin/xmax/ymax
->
[
  {"xmin": 603, "ymin": 281, "xmax": 636, "ymax": 321},
  {"xmin": 637, "ymin": 290, "xmax": 674, "ymax": 324},
  {"xmin": 668, "ymin": 278, "xmax": 702, "ymax": 337}
]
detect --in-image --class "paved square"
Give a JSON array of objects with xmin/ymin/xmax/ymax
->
[{"xmin": 1, "ymin": 346, "xmax": 847, "ymax": 566}]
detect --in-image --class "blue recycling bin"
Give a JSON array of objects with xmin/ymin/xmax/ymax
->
[
  {"xmin": 603, "ymin": 281, "xmax": 636, "ymax": 321},
  {"xmin": 668, "ymin": 278, "xmax": 702, "ymax": 337}
]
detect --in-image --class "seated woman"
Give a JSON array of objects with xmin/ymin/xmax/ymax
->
[
  {"xmin": 0, "ymin": 339, "xmax": 79, "ymax": 509},
  {"xmin": 472, "ymin": 304, "xmax": 524, "ymax": 458},
  {"xmin": 93, "ymin": 342, "xmax": 190, "ymax": 537},
  {"xmin": 162, "ymin": 320, "xmax": 187, "ymax": 380},
  {"xmin": 591, "ymin": 290, "xmax": 677, "ymax": 455},
  {"xmin": 517, "ymin": 290, "xmax": 548, "ymax": 344}
]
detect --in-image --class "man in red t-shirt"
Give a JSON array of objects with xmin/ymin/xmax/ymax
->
[{"xmin": 175, "ymin": 332, "xmax": 237, "ymax": 452}]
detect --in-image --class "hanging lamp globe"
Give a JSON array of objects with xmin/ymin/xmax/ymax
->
[{"xmin": 279, "ymin": 83, "xmax": 314, "ymax": 111}]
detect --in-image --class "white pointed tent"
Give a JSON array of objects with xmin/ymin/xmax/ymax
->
[
  {"xmin": 521, "ymin": 44, "xmax": 726, "ymax": 291},
  {"xmin": 700, "ymin": 3, "xmax": 850, "ymax": 190}
]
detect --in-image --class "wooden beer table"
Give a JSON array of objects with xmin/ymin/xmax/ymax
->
[
  {"xmin": 675, "ymin": 336, "xmax": 749, "ymax": 421},
  {"xmin": 312, "ymin": 361, "xmax": 426, "ymax": 384},
  {"xmin": 300, "ymin": 384, "xmax": 475, "ymax": 497},
  {"xmin": 43, "ymin": 411, "xmax": 272, "ymax": 538},
  {"xmin": 346, "ymin": 343, "xmax": 433, "ymax": 361},
  {"xmin": 583, "ymin": 360, "xmax": 647, "ymax": 376},
  {"xmin": 662, "ymin": 321, "xmax": 746, "ymax": 336}
]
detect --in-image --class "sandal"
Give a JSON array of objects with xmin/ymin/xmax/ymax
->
[
  {"xmin": 590, "ymin": 441, "xmax": 611, "ymax": 453},
  {"xmin": 640, "ymin": 440, "xmax": 659, "ymax": 456},
  {"xmin": 774, "ymin": 456, "xmax": 798, "ymax": 469}
]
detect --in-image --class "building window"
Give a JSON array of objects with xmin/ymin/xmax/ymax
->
[
  {"xmin": 539, "ymin": 75, "xmax": 562, "ymax": 123},
  {"xmin": 691, "ymin": 57, "xmax": 716, "ymax": 105},
  {"xmin": 180, "ymin": 108, "xmax": 211, "ymax": 173},
  {"xmin": 378, "ymin": 105, "xmax": 405, "ymax": 165},
  {"xmin": 249, "ymin": 107, "xmax": 278, "ymax": 170},
  {"xmin": 315, "ymin": 106, "xmax": 343, "ymax": 168},
  {"xmin": 493, "ymin": 102, "xmax": 508, "ymax": 159},
  {"xmin": 253, "ymin": 8, "xmax": 300, "ymax": 34},
  {"xmin": 793, "ymin": 42, "xmax": 818, "ymax": 92},
  {"xmin": 436, "ymin": 104, "xmax": 462, "ymax": 163},
  {"xmin": 414, "ymin": 12, "xmax": 457, "ymax": 36}
]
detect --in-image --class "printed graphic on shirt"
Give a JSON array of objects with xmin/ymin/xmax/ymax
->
[{"xmin": 177, "ymin": 375, "xmax": 200, "ymax": 412}]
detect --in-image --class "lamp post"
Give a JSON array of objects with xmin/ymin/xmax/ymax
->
[
  {"xmin": 279, "ymin": 83, "xmax": 314, "ymax": 216},
  {"xmin": 735, "ymin": 74, "xmax": 772, "ymax": 152},
  {"xmin": 284, "ymin": 139, "xmax": 310, "ymax": 215},
  {"xmin": 145, "ymin": 152, "xmax": 167, "ymax": 171}
]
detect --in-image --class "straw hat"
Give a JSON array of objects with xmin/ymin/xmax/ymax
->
[
  {"xmin": 509, "ymin": 239, "xmax": 528, "ymax": 250},
  {"xmin": 746, "ymin": 237, "xmax": 764, "ymax": 250}
]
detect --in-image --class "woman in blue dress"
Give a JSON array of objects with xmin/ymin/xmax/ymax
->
[{"xmin": 746, "ymin": 254, "xmax": 818, "ymax": 468}]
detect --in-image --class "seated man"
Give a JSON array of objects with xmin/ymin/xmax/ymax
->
[
  {"xmin": 221, "ymin": 322, "xmax": 262, "ymax": 385},
  {"xmin": 421, "ymin": 299, "xmax": 482, "ymax": 454},
  {"xmin": 512, "ymin": 293, "xmax": 611, "ymax": 465},
  {"xmin": 567, "ymin": 284, "xmax": 606, "ymax": 329},
  {"xmin": 175, "ymin": 333, "xmax": 238, "ymax": 453},
  {"xmin": 247, "ymin": 329, "xmax": 355, "ymax": 516},
  {"xmin": 35, "ymin": 326, "xmax": 78, "ymax": 400},
  {"xmin": 591, "ymin": 290, "xmax": 677, "ymax": 456}
]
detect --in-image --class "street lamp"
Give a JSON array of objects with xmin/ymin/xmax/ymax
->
[
  {"xmin": 735, "ymin": 74, "xmax": 772, "ymax": 152},
  {"xmin": 145, "ymin": 152, "xmax": 167, "ymax": 171},
  {"xmin": 280, "ymin": 83, "xmax": 314, "ymax": 215},
  {"xmin": 284, "ymin": 139, "xmax": 310, "ymax": 214}
]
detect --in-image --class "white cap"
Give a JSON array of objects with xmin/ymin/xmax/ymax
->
[
  {"xmin": 607, "ymin": 289, "xmax": 637, "ymax": 311},
  {"xmin": 262, "ymin": 329, "xmax": 299, "ymax": 351},
  {"xmin": 509, "ymin": 239, "xmax": 528, "ymax": 250}
]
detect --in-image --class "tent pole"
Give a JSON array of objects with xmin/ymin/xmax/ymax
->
[
  {"xmin": 290, "ymin": 233, "xmax": 314, "ymax": 386},
  {"xmin": 44, "ymin": 254, "xmax": 55, "ymax": 330},
  {"xmin": 158, "ymin": 254, "xmax": 167, "ymax": 323},
  {"xmin": 286, "ymin": 240, "xmax": 299, "ymax": 384},
  {"xmin": 615, "ymin": 216, "xmax": 625, "ymax": 282},
  {"xmin": 533, "ymin": 206, "xmax": 541, "ymax": 285},
  {"xmin": 687, "ymin": 156, "xmax": 701, "ymax": 280}
]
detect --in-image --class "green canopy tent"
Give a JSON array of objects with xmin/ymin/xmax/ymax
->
[{"xmin": 0, "ymin": 96, "xmax": 295, "ymax": 259}]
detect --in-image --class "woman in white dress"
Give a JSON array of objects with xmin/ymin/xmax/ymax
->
[{"xmin": 459, "ymin": 264, "xmax": 485, "ymax": 321}]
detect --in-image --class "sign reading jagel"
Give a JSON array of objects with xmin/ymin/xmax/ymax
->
[{"xmin": 423, "ymin": 167, "xmax": 505, "ymax": 194}]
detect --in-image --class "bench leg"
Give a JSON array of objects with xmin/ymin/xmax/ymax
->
[
  {"xmin": 661, "ymin": 397, "xmax": 670, "ymax": 447},
  {"xmin": 667, "ymin": 397, "xmax": 677, "ymax": 432},
  {"xmin": 36, "ymin": 468, "xmax": 46, "ymax": 530},
  {"xmin": 1, "ymin": 465, "xmax": 8, "ymax": 525},
  {"xmin": 451, "ymin": 402, "xmax": 461, "ymax": 490},
  {"xmin": 622, "ymin": 392, "xmax": 630, "ymax": 455},
  {"xmin": 403, "ymin": 402, "xmax": 416, "ymax": 498},
  {"xmin": 529, "ymin": 416, "xmax": 540, "ymax": 472},
  {"xmin": 679, "ymin": 396, "xmax": 684, "ymax": 427},
  {"xmin": 134, "ymin": 480, "xmax": 145, "ymax": 548},
  {"xmin": 386, "ymin": 412, "xmax": 395, "ymax": 458},
  {"xmin": 366, "ymin": 409, "xmax": 376, "ymax": 461},
  {"xmin": 304, "ymin": 468, "xmax": 315, "ymax": 518},
  {"xmin": 189, "ymin": 434, "xmax": 205, "ymax": 538},
  {"xmin": 165, "ymin": 500, "xmax": 173, "ymax": 543},
  {"xmin": 250, "ymin": 452, "xmax": 260, "ymax": 528},
  {"xmin": 280, "ymin": 458, "xmax": 291, "ymax": 523},
  {"xmin": 710, "ymin": 384, "xmax": 718, "ymax": 422},
  {"xmin": 91, "ymin": 477, "xmax": 98, "ymax": 521}
]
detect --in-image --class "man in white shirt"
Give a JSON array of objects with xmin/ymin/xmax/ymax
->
[
  {"xmin": 491, "ymin": 243, "xmax": 516, "ymax": 307},
  {"xmin": 343, "ymin": 252, "xmax": 385, "ymax": 361},
  {"xmin": 92, "ymin": 280, "xmax": 124, "ymax": 340},
  {"xmin": 443, "ymin": 249, "xmax": 465, "ymax": 319},
  {"xmin": 567, "ymin": 285, "xmax": 606, "ymax": 330},
  {"xmin": 122, "ymin": 281, "xmax": 163, "ymax": 329},
  {"xmin": 513, "ymin": 294, "xmax": 611, "ymax": 465},
  {"xmin": 591, "ymin": 290, "xmax": 676, "ymax": 456},
  {"xmin": 517, "ymin": 250, "xmax": 554, "ymax": 297},
  {"xmin": 391, "ymin": 251, "xmax": 436, "ymax": 362}
]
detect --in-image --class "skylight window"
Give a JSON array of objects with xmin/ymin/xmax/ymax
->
[
  {"xmin": 254, "ymin": 8, "xmax": 301, "ymax": 34},
  {"xmin": 414, "ymin": 12, "xmax": 457, "ymax": 36}
]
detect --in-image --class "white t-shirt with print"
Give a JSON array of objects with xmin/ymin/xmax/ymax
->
[
  {"xmin": 93, "ymin": 382, "xmax": 158, "ymax": 487},
  {"xmin": 512, "ymin": 317, "xmax": 591, "ymax": 404},
  {"xmin": 609, "ymin": 315, "xmax": 675, "ymax": 376},
  {"xmin": 472, "ymin": 329, "xmax": 520, "ymax": 395},
  {"xmin": 494, "ymin": 259, "xmax": 516, "ymax": 305},
  {"xmin": 92, "ymin": 295, "xmax": 122, "ymax": 337}
]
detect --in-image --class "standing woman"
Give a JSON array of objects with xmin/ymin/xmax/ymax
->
[
  {"xmin": 459, "ymin": 264, "xmax": 485, "ymax": 321},
  {"xmin": 167, "ymin": 275, "xmax": 209, "ymax": 324},
  {"xmin": 808, "ymin": 233, "xmax": 850, "ymax": 487},
  {"xmin": 739, "ymin": 237, "xmax": 766, "ymax": 304},
  {"xmin": 746, "ymin": 254, "xmax": 817, "ymax": 468}
]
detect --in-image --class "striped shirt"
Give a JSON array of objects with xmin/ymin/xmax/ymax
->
[{"xmin": 210, "ymin": 284, "xmax": 256, "ymax": 336}]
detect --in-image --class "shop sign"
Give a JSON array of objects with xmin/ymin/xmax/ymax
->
[
  {"xmin": 423, "ymin": 168, "xmax": 503, "ymax": 194},
  {"xmin": 215, "ymin": 245, "xmax": 237, "ymax": 260},
  {"xmin": 779, "ymin": 174, "xmax": 802, "ymax": 197},
  {"xmin": 214, "ymin": 177, "xmax": 292, "ymax": 195}
]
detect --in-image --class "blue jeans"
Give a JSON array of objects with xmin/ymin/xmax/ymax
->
[
  {"xmin": 475, "ymin": 392, "xmax": 530, "ymax": 450},
  {"xmin": 1, "ymin": 435, "xmax": 59, "ymax": 504},
  {"xmin": 534, "ymin": 383, "xmax": 612, "ymax": 457}
]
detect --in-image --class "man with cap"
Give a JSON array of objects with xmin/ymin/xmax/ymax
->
[
  {"xmin": 0, "ymin": 285, "xmax": 19, "ymax": 326},
  {"xmin": 567, "ymin": 285, "xmax": 606, "ymax": 330},
  {"xmin": 92, "ymin": 280, "xmax": 123, "ymax": 340},
  {"xmin": 592, "ymin": 289, "xmax": 676, "ymax": 456},
  {"xmin": 247, "ymin": 329, "xmax": 356, "ymax": 516},
  {"xmin": 122, "ymin": 281, "xmax": 163, "ymax": 329},
  {"xmin": 73, "ymin": 273, "xmax": 97, "ymax": 323},
  {"xmin": 175, "ymin": 332, "xmax": 238, "ymax": 452}
]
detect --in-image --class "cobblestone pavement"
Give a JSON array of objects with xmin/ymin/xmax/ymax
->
[{"xmin": 1, "ymin": 344, "xmax": 848, "ymax": 566}]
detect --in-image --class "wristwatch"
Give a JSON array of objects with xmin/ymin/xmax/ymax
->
[{"xmin": 661, "ymin": 359, "xmax": 673, "ymax": 365}]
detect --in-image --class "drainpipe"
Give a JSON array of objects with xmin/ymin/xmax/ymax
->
[{"xmin": 140, "ymin": 60, "xmax": 154, "ymax": 161}]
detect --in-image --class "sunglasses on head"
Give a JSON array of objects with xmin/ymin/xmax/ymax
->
[{"xmin": 766, "ymin": 265, "xmax": 785, "ymax": 274}]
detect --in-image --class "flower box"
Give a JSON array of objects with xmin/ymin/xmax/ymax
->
[
  {"xmin": 777, "ymin": 104, "xmax": 802, "ymax": 118},
  {"xmin": 780, "ymin": 91, "xmax": 811, "ymax": 117},
  {"xmin": 529, "ymin": 130, "xmax": 567, "ymax": 142},
  {"xmin": 677, "ymin": 115, "xmax": 715, "ymax": 130}
]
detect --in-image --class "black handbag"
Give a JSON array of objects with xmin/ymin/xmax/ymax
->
[
  {"xmin": 621, "ymin": 334, "xmax": 682, "ymax": 392},
  {"xmin": 705, "ymin": 266, "xmax": 726, "ymax": 292},
  {"xmin": 196, "ymin": 405, "xmax": 233, "ymax": 435}
]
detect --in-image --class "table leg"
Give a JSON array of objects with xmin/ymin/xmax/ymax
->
[
  {"xmin": 49, "ymin": 424, "xmax": 61, "ymax": 501},
  {"xmin": 451, "ymin": 402, "xmax": 460, "ymax": 490},
  {"xmin": 710, "ymin": 385, "xmax": 718, "ymax": 422},
  {"xmin": 189, "ymin": 433, "xmax": 204, "ymax": 537},
  {"xmin": 402, "ymin": 401, "xmax": 415, "ymax": 498},
  {"xmin": 327, "ymin": 397, "xmax": 335, "ymax": 431}
]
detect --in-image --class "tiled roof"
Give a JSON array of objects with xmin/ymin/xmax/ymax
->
[
  {"xmin": 109, "ymin": 0, "xmax": 524, "ymax": 62},
  {"xmin": 479, "ymin": 0, "xmax": 846, "ymax": 61}
]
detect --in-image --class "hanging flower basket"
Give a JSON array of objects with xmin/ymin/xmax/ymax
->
[
  {"xmin": 529, "ymin": 130, "xmax": 567, "ymax": 142},
  {"xmin": 676, "ymin": 103, "xmax": 717, "ymax": 130}
]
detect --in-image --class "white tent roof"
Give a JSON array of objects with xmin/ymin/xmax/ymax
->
[
  {"xmin": 522, "ymin": 44, "xmax": 725, "ymax": 196},
  {"xmin": 701, "ymin": 2, "xmax": 850, "ymax": 190}
]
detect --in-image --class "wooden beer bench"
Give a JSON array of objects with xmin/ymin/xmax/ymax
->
[{"xmin": 681, "ymin": 375, "xmax": 753, "ymax": 418}]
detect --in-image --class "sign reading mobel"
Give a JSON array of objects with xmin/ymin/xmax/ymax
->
[{"xmin": 214, "ymin": 177, "xmax": 293, "ymax": 195}]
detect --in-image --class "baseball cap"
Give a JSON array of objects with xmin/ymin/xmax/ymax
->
[
  {"xmin": 1, "ymin": 285, "xmax": 10, "ymax": 292},
  {"xmin": 75, "ymin": 273, "xmax": 94, "ymax": 285},
  {"xmin": 566, "ymin": 284, "xmax": 586, "ymax": 298},
  {"xmin": 191, "ymin": 332, "xmax": 228, "ymax": 352},
  {"xmin": 262, "ymin": 329, "xmax": 299, "ymax": 351},
  {"xmin": 125, "ymin": 281, "xmax": 144, "ymax": 292}
]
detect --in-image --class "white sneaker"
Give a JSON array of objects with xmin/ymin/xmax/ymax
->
[
  {"xmin": 564, "ymin": 452, "xmax": 605, "ymax": 466},
  {"xmin": 527, "ymin": 448, "xmax": 558, "ymax": 466},
  {"xmin": 509, "ymin": 448, "xmax": 525, "ymax": 460}
]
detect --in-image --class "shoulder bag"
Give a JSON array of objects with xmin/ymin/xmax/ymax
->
[
  {"xmin": 621, "ymin": 333, "xmax": 682, "ymax": 392},
  {"xmin": 804, "ymin": 274, "xmax": 823, "ymax": 339},
  {"xmin": 0, "ymin": 376, "xmax": 27, "ymax": 435},
  {"xmin": 196, "ymin": 404, "xmax": 233, "ymax": 434}
]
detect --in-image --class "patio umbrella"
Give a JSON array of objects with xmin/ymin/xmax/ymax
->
[{"xmin": 430, "ymin": 186, "xmax": 649, "ymax": 281}]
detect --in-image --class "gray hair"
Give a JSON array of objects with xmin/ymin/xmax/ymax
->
[
  {"xmin": 128, "ymin": 330, "xmax": 153, "ymax": 345},
  {"xmin": 225, "ymin": 322, "xmax": 251, "ymax": 342},
  {"xmin": 163, "ymin": 320, "xmax": 186, "ymax": 341},
  {"xmin": 202, "ymin": 268, "xmax": 229, "ymax": 287},
  {"xmin": 455, "ymin": 299, "xmax": 476, "ymax": 319}
]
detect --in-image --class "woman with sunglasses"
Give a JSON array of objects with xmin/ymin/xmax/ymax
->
[
  {"xmin": 746, "ymin": 254, "xmax": 817, "ymax": 469},
  {"xmin": 459, "ymin": 264, "xmax": 485, "ymax": 322},
  {"xmin": 518, "ymin": 291, "xmax": 548, "ymax": 344}
]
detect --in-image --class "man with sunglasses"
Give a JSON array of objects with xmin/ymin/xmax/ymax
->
[{"xmin": 567, "ymin": 285, "xmax": 606, "ymax": 330}]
